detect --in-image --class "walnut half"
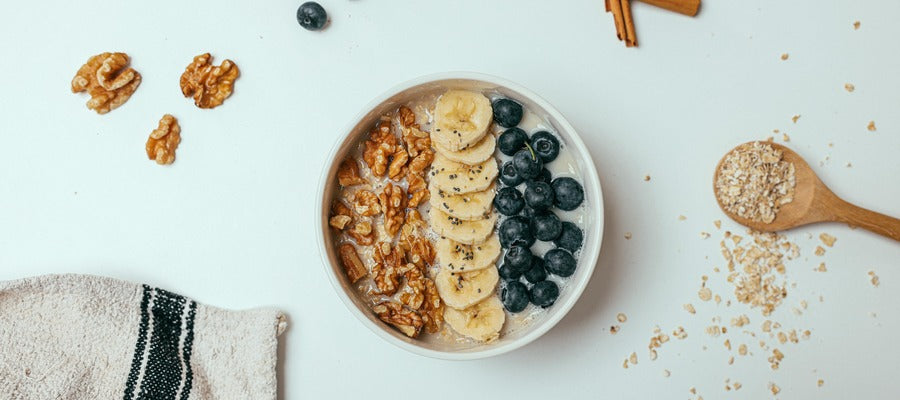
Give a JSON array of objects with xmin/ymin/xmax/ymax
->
[
  {"xmin": 145, "ymin": 114, "xmax": 181, "ymax": 165},
  {"xmin": 372, "ymin": 302, "xmax": 424, "ymax": 338},
  {"xmin": 71, "ymin": 52, "xmax": 141, "ymax": 114},
  {"xmin": 180, "ymin": 53, "xmax": 239, "ymax": 109}
]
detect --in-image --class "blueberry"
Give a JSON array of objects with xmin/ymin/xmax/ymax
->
[
  {"xmin": 530, "ymin": 280, "xmax": 560, "ymax": 308},
  {"xmin": 500, "ymin": 161, "xmax": 524, "ymax": 187},
  {"xmin": 524, "ymin": 181, "xmax": 555, "ymax": 211},
  {"xmin": 533, "ymin": 212, "xmax": 563, "ymax": 241},
  {"xmin": 521, "ymin": 206, "xmax": 549, "ymax": 219},
  {"xmin": 524, "ymin": 255, "xmax": 548, "ymax": 284},
  {"xmin": 494, "ymin": 187, "xmax": 525, "ymax": 216},
  {"xmin": 535, "ymin": 168, "xmax": 552, "ymax": 185},
  {"xmin": 498, "ymin": 216, "xmax": 535, "ymax": 248},
  {"xmin": 530, "ymin": 131, "xmax": 560, "ymax": 162},
  {"xmin": 296, "ymin": 2, "xmax": 328, "ymax": 31},
  {"xmin": 498, "ymin": 128, "xmax": 528, "ymax": 156},
  {"xmin": 545, "ymin": 248, "xmax": 577, "ymax": 277},
  {"xmin": 502, "ymin": 281, "xmax": 530, "ymax": 313},
  {"xmin": 551, "ymin": 177, "xmax": 584, "ymax": 211},
  {"xmin": 513, "ymin": 148, "xmax": 543, "ymax": 180},
  {"xmin": 498, "ymin": 263, "xmax": 523, "ymax": 281},
  {"xmin": 554, "ymin": 222, "xmax": 583, "ymax": 252},
  {"xmin": 492, "ymin": 98, "xmax": 523, "ymax": 128},
  {"xmin": 504, "ymin": 245, "xmax": 532, "ymax": 273}
]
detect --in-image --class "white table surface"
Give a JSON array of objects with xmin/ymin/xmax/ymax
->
[{"xmin": 3, "ymin": 0, "xmax": 900, "ymax": 398}]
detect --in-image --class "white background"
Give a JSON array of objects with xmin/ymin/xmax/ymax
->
[{"xmin": 2, "ymin": 0, "xmax": 900, "ymax": 398}]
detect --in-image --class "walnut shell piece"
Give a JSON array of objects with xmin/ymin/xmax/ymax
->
[
  {"xmin": 71, "ymin": 52, "xmax": 141, "ymax": 114},
  {"xmin": 338, "ymin": 243, "xmax": 368, "ymax": 283},
  {"xmin": 145, "ymin": 114, "xmax": 182, "ymax": 165},
  {"xmin": 180, "ymin": 53, "xmax": 240, "ymax": 109}
]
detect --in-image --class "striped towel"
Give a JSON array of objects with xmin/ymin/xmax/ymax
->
[{"xmin": 0, "ymin": 274, "xmax": 286, "ymax": 400}]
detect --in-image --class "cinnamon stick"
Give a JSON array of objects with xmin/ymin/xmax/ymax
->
[
  {"xmin": 605, "ymin": 0, "xmax": 611, "ymax": 12},
  {"xmin": 608, "ymin": 0, "xmax": 627, "ymax": 41},
  {"xmin": 637, "ymin": 0, "xmax": 700, "ymax": 16},
  {"xmin": 621, "ymin": 0, "xmax": 637, "ymax": 47}
]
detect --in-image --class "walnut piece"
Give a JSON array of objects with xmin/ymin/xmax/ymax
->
[
  {"xmin": 353, "ymin": 190, "xmax": 381, "ymax": 216},
  {"xmin": 338, "ymin": 244, "xmax": 368, "ymax": 283},
  {"xmin": 145, "ymin": 114, "xmax": 182, "ymax": 165},
  {"xmin": 329, "ymin": 215, "xmax": 351, "ymax": 230},
  {"xmin": 347, "ymin": 219, "xmax": 375, "ymax": 246},
  {"xmin": 180, "ymin": 53, "xmax": 239, "ymax": 109},
  {"xmin": 372, "ymin": 302, "xmax": 424, "ymax": 338},
  {"xmin": 387, "ymin": 147, "xmax": 409, "ymax": 181},
  {"xmin": 379, "ymin": 183, "xmax": 406, "ymax": 238},
  {"xmin": 372, "ymin": 243, "xmax": 404, "ymax": 295},
  {"xmin": 407, "ymin": 173, "xmax": 429, "ymax": 208},
  {"xmin": 398, "ymin": 264, "xmax": 426, "ymax": 310},
  {"xmin": 337, "ymin": 158, "xmax": 367, "ymax": 186},
  {"xmin": 421, "ymin": 277, "xmax": 443, "ymax": 333},
  {"xmin": 71, "ymin": 52, "xmax": 141, "ymax": 114},
  {"xmin": 362, "ymin": 121, "xmax": 397, "ymax": 177}
]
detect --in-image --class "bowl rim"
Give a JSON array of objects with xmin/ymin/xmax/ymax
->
[{"xmin": 315, "ymin": 71, "xmax": 605, "ymax": 360}]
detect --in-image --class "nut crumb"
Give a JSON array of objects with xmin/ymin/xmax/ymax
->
[
  {"xmin": 867, "ymin": 120, "xmax": 877, "ymax": 132},
  {"xmin": 844, "ymin": 83, "xmax": 855, "ymax": 92},
  {"xmin": 819, "ymin": 233, "xmax": 837, "ymax": 247}
]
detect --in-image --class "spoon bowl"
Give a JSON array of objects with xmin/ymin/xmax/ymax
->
[{"xmin": 714, "ymin": 141, "xmax": 900, "ymax": 241}]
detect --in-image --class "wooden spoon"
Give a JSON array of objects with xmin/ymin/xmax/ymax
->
[{"xmin": 714, "ymin": 141, "xmax": 900, "ymax": 241}]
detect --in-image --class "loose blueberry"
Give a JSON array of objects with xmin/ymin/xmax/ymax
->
[
  {"xmin": 504, "ymin": 245, "xmax": 533, "ymax": 273},
  {"xmin": 530, "ymin": 280, "xmax": 560, "ymax": 308},
  {"xmin": 524, "ymin": 181, "xmax": 555, "ymax": 211},
  {"xmin": 524, "ymin": 255, "xmax": 548, "ymax": 284},
  {"xmin": 502, "ymin": 281, "xmax": 530, "ymax": 313},
  {"xmin": 492, "ymin": 98, "xmax": 523, "ymax": 128},
  {"xmin": 296, "ymin": 2, "xmax": 328, "ymax": 31},
  {"xmin": 498, "ymin": 216, "xmax": 535, "ymax": 248},
  {"xmin": 554, "ymin": 222, "xmax": 584, "ymax": 252},
  {"xmin": 533, "ymin": 212, "xmax": 563, "ymax": 241},
  {"xmin": 545, "ymin": 248, "xmax": 577, "ymax": 277},
  {"xmin": 551, "ymin": 177, "xmax": 585, "ymax": 211},
  {"xmin": 530, "ymin": 131, "xmax": 560, "ymax": 162},
  {"xmin": 498, "ymin": 262, "xmax": 523, "ymax": 281},
  {"xmin": 500, "ymin": 161, "xmax": 524, "ymax": 187},
  {"xmin": 494, "ymin": 187, "xmax": 525, "ymax": 216},
  {"xmin": 498, "ymin": 128, "xmax": 528, "ymax": 156},
  {"xmin": 513, "ymin": 148, "xmax": 543, "ymax": 180},
  {"xmin": 535, "ymin": 168, "xmax": 552, "ymax": 185}
]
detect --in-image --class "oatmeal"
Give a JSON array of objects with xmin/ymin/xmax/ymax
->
[{"xmin": 715, "ymin": 141, "xmax": 796, "ymax": 224}]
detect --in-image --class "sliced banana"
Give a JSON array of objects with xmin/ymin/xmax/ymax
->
[
  {"xmin": 429, "ymin": 154, "xmax": 498, "ymax": 194},
  {"xmin": 429, "ymin": 208, "xmax": 496, "ymax": 245},
  {"xmin": 436, "ymin": 234, "xmax": 502, "ymax": 273},
  {"xmin": 435, "ymin": 267, "xmax": 499, "ymax": 310},
  {"xmin": 433, "ymin": 133, "xmax": 496, "ymax": 165},
  {"xmin": 428, "ymin": 183, "xmax": 495, "ymax": 221},
  {"xmin": 443, "ymin": 296, "xmax": 505, "ymax": 342},
  {"xmin": 432, "ymin": 90, "xmax": 493, "ymax": 152}
]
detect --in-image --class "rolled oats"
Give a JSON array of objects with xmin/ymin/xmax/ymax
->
[
  {"xmin": 715, "ymin": 142, "xmax": 796, "ymax": 224},
  {"xmin": 819, "ymin": 233, "xmax": 836, "ymax": 247}
]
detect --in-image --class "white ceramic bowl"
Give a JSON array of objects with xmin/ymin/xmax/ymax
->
[{"xmin": 316, "ymin": 72, "xmax": 604, "ymax": 360}]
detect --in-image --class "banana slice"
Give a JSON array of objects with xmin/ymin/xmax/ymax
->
[
  {"xmin": 436, "ymin": 234, "xmax": 502, "ymax": 273},
  {"xmin": 429, "ymin": 154, "xmax": 498, "ymax": 194},
  {"xmin": 444, "ymin": 296, "xmax": 505, "ymax": 342},
  {"xmin": 435, "ymin": 267, "xmax": 499, "ymax": 310},
  {"xmin": 433, "ymin": 133, "xmax": 496, "ymax": 165},
  {"xmin": 429, "ymin": 208, "xmax": 496, "ymax": 245},
  {"xmin": 429, "ymin": 183, "xmax": 495, "ymax": 221},
  {"xmin": 432, "ymin": 90, "xmax": 493, "ymax": 152}
]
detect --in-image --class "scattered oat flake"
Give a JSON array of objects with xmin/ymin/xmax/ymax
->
[
  {"xmin": 818, "ymin": 378, "xmax": 825, "ymax": 387},
  {"xmin": 617, "ymin": 313, "xmax": 628, "ymax": 323},
  {"xmin": 846, "ymin": 162, "xmax": 853, "ymax": 168},
  {"xmin": 820, "ymin": 233, "xmax": 836, "ymax": 247},
  {"xmin": 868, "ymin": 270, "xmax": 880, "ymax": 287},
  {"xmin": 698, "ymin": 287, "xmax": 712, "ymax": 302},
  {"xmin": 844, "ymin": 83, "xmax": 855, "ymax": 92},
  {"xmin": 768, "ymin": 349, "xmax": 784, "ymax": 370},
  {"xmin": 715, "ymin": 142, "xmax": 796, "ymax": 224},
  {"xmin": 733, "ymin": 382, "xmax": 742, "ymax": 390},
  {"xmin": 624, "ymin": 232, "xmax": 632, "ymax": 240},
  {"xmin": 713, "ymin": 220, "xmax": 721, "ymax": 229},
  {"xmin": 781, "ymin": 133, "xmax": 791, "ymax": 142},
  {"xmin": 781, "ymin": 53, "xmax": 789, "ymax": 60},
  {"xmin": 629, "ymin": 352, "xmax": 638, "ymax": 365},
  {"xmin": 663, "ymin": 369, "xmax": 671, "ymax": 377},
  {"xmin": 683, "ymin": 303, "xmax": 696, "ymax": 314},
  {"xmin": 706, "ymin": 325, "xmax": 722, "ymax": 337},
  {"xmin": 792, "ymin": 115, "xmax": 801, "ymax": 123},
  {"xmin": 815, "ymin": 246, "xmax": 826, "ymax": 256},
  {"xmin": 770, "ymin": 383, "xmax": 781, "ymax": 395},
  {"xmin": 678, "ymin": 215, "xmax": 686, "ymax": 221},
  {"xmin": 700, "ymin": 231, "xmax": 711, "ymax": 239},
  {"xmin": 868, "ymin": 121, "xmax": 876, "ymax": 131},
  {"xmin": 816, "ymin": 262, "xmax": 827, "ymax": 272},
  {"xmin": 731, "ymin": 314, "xmax": 750, "ymax": 327},
  {"xmin": 738, "ymin": 343, "xmax": 748, "ymax": 355},
  {"xmin": 610, "ymin": 325, "xmax": 620, "ymax": 334},
  {"xmin": 644, "ymin": 175, "xmax": 651, "ymax": 182}
]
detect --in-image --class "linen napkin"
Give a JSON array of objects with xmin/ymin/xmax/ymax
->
[{"xmin": 0, "ymin": 274, "xmax": 286, "ymax": 400}]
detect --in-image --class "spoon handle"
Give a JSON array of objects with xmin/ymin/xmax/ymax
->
[{"xmin": 832, "ymin": 199, "xmax": 900, "ymax": 242}]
